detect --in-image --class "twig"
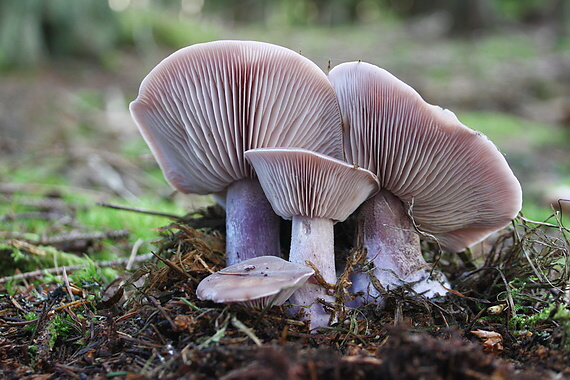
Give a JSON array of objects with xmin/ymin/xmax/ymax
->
[
  {"xmin": 305, "ymin": 260, "xmax": 336, "ymax": 291},
  {"xmin": 62, "ymin": 267, "xmax": 74, "ymax": 301},
  {"xmin": 0, "ymin": 182, "xmax": 108, "ymax": 198},
  {"xmin": 146, "ymin": 295, "xmax": 177, "ymax": 331},
  {"xmin": 127, "ymin": 239, "xmax": 144, "ymax": 270},
  {"xmin": 39, "ymin": 230, "xmax": 130, "ymax": 246},
  {"xmin": 1, "ymin": 212, "xmax": 66, "ymax": 222},
  {"xmin": 519, "ymin": 216, "xmax": 558, "ymax": 228},
  {"xmin": 231, "ymin": 316, "xmax": 262, "ymax": 347},
  {"xmin": 116, "ymin": 331, "xmax": 165, "ymax": 349},
  {"xmin": 150, "ymin": 251, "xmax": 191, "ymax": 279},
  {"xmin": 0, "ymin": 253, "xmax": 154, "ymax": 284},
  {"xmin": 4, "ymin": 239, "xmax": 47, "ymax": 256},
  {"xmin": 0, "ymin": 230, "xmax": 130, "ymax": 246},
  {"xmin": 97, "ymin": 202, "xmax": 181, "ymax": 219}
]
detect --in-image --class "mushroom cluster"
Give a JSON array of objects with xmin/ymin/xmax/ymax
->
[{"xmin": 130, "ymin": 40, "xmax": 523, "ymax": 330}]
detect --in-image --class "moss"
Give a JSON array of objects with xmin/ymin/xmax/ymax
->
[{"xmin": 0, "ymin": 241, "xmax": 87, "ymax": 276}]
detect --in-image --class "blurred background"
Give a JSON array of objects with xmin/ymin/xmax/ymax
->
[{"xmin": 1, "ymin": 0, "xmax": 569, "ymax": 235}]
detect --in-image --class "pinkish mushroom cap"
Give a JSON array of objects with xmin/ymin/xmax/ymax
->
[
  {"xmin": 245, "ymin": 147, "xmax": 379, "ymax": 222},
  {"xmin": 328, "ymin": 61, "xmax": 522, "ymax": 252},
  {"xmin": 196, "ymin": 256, "xmax": 314, "ymax": 309},
  {"xmin": 130, "ymin": 40, "xmax": 343, "ymax": 195}
]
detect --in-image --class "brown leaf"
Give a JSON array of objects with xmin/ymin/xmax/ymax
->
[{"xmin": 471, "ymin": 329, "xmax": 504, "ymax": 354}]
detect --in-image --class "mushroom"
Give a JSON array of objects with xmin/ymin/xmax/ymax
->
[
  {"xmin": 130, "ymin": 40, "xmax": 343, "ymax": 266},
  {"xmin": 327, "ymin": 61, "xmax": 523, "ymax": 303},
  {"xmin": 196, "ymin": 256, "xmax": 314, "ymax": 309},
  {"xmin": 245, "ymin": 147, "xmax": 379, "ymax": 328}
]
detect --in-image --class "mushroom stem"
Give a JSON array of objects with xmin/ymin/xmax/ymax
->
[
  {"xmin": 350, "ymin": 189, "xmax": 448, "ymax": 303},
  {"xmin": 288, "ymin": 215, "xmax": 336, "ymax": 329},
  {"xmin": 225, "ymin": 178, "xmax": 281, "ymax": 266}
]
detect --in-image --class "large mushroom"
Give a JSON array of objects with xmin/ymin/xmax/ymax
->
[
  {"xmin": 245, "ymin": 147, "xmax": 379, "ymax": 328},
  {"xmin": 130, "ymin": 40, "xmax": 343, "ymax": 266},
  {"xmin": 327, "ymin": 61, "xmax": 523, "ymax": 302}
]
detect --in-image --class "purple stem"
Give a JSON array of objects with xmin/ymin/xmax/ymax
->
[
  {"xmin": 288, "ymin": 215, "xmax": 336, "ymax": 329},
  {"xmin": 350, "ymin": 189, "xmax": 448, "ymax": 304},
  {"xmin": 225, "ymin": 178, "xmax": 281, "ymax": 266}
]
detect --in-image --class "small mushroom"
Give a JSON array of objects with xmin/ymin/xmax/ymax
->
[
  {"xmin": 130, "ymin": 40, "xmax": 343, "ymax": 266},
  {"xmin": 196, "ymin": 256, "xmax": 314, "ymax": 309},
  {"xmin": 328, "ymin": 61, "xmax": 523, "ymax": 302},
  {"xmin": 245, "ymin": 147, "xmax": 379, "ymax": 328}
]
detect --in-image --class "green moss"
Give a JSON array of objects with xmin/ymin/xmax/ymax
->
[
  {"xmin": 511, "ymin": 303, "xmax": 556, "ymax": 331},
  {"xmin": 23, "ymin": 311, "xmax": 39, "ymax": 332},
  {"xmin": 0, "ymin": 242, "xmax": 88, "ymax": 276},
  {"xmin": 76, "ymin": 198, "xmax": 178, "ymax": 240},
  {"xmin": 47, "ymin": 313, "xmax": 73, "ymax": 349},
  {"xmin": 69, "ymin": 256, "xmax": 117, "ymax": 287},
  {"xmin": 511, "ymin": 303, "xmax": 570, "ymax": 348},
  {"xmin": 0, "ymin": 170, "xmax": 182, "ymax": 268},
  {"xmin": 507, "ymin": 279, "xmax": 570, "ymax": 349}
]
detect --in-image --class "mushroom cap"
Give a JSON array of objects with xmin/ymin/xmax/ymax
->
[
  {"xmin": 328, "ymin": 61, "xmax": 523, "ymax": 251},
  {"xmin": 196, "ymin": 256, "xmax": 314, "ymax": 309},
  {"xmin": 245, "ymin": 147, "xmax": 380, "ymax": 222},
  {"xmin": 130, "ymin": 40, "xmax": 343, "ymax": 195}
]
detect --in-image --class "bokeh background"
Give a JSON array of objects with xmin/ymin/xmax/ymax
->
[{"xmin": 1, "ymin": 0, "xmax": 569, "ymax": 235}]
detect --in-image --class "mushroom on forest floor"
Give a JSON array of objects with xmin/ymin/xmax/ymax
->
[
  {"xmin": 130, "ymin": 40, "xmax": 343, "ymax": 266},
  {"xmin": 196, "ymin": 256, "xmax": 314, "ymax": 309},
  {"xmin": 328, "ymin": 61, "xmax": 523, "ymax": 303},
  {"xmin": 245, "ymin": 147, "xmax": 379, "ymax": 328}
]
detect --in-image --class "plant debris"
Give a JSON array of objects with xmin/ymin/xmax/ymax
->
[{"xmin": 1, "ymin": 200, "xmax": 569, "ymax": 379}]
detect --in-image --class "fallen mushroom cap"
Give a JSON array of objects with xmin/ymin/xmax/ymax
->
[
  {"xmin": 130, "ymin": 40, "xmax": 343, "ymax": 195},
  {"xmin": 244, "ymin": 147, "xmax": 379, "ymax": 222},
  {"xmin": 328, "ymin": 61, "xmax": 523, "ymax": 251},
  {"xmin": 196, "ymin": 256, "xmax": 314, "ymax": 309}
]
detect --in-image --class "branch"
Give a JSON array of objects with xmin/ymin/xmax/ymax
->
[{"xmin": 0, "ymin": 253, "xmax": 154, "ymax": 284}]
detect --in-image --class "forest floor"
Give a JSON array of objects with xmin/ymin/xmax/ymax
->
[{"xmin": 0, "ymin": 203, "xmax": 569, "ymax": 379}]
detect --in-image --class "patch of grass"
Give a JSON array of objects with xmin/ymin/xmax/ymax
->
[
  {"xmin": 457, "ymin": 111, "xmax": 568, "ymax": 149},
  {"xmin": 1, "ymin": 194, "xmax": 179, "ymax": 269},
  {"xmin": 78, "ymin": 197, "xmax": 180, "ymax": 240},
  {"xmin": 0, "ymin": 240, "xmax": 88, "ymax": 276}
]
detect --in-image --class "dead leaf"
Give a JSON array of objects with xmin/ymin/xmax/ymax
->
[{"xmin": 471, "ymin": 329, "xmax": 504, "ymax": 354}]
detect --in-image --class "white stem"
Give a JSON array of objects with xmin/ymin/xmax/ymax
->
[
  {"xmin": 225, "ymin": 178, "xmax": 281, "ymax": 266},
  {"xmin": 288, "ymin": 215, "xmax": 336, "ymax": 329}
]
